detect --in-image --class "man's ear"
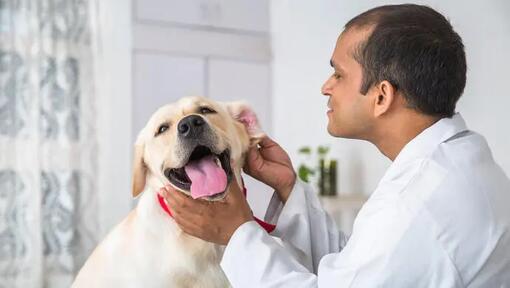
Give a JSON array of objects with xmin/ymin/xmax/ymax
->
[
  {"xmin": 131, "ymin": 142, "xmax": 147, "ymax": 198},
  {"xmin": 373, "ymin": 80, "xmax": 396, "ymax": 117},
  {"xmin": 225, "ymin": 101, "xmax": 265, "ymax": 146}
]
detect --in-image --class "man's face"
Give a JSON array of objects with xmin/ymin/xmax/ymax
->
[{"xmin": 321, "ymin": 27, "xmax": 375, "ymax": 139}]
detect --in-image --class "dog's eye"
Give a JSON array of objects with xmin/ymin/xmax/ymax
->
[
  {"xmin": 155, "ymin": 123, "xmax": 169, "ymax": 136},
  {"xmin": 199, "ymin": 107, "xmax": 216, "ymax": 114}
]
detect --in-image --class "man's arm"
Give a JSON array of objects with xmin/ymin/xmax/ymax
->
[
  {"xmin": 221, "ymin": 192, "xmax": 462, "ymax": 288},
  {"xmin": 244, "ymin": 137, "xmax": 347, "ymax": 271},
  {"xmin": 264, "ymin": 179, "xmax": 347, "ymax": 272},
  {"xmin": 163, "ymin": 136, "xmax": 346, "ymax": 266},
  {"xmin": 242, "ymin": 136, "xmax": 297, "ymax": 204},
  {"xmin": 221, "ymin": 221, "xmax": 319, "ymax": 287}
]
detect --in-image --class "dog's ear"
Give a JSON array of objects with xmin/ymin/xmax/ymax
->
[
  {"xmin": 131, "ymin": 141, "xmax": 147, "ymax": 198},
  {"xmin": 225, "ymin": 101, "xmax": 265, "ymax": 146}
]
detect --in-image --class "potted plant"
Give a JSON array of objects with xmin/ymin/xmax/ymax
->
[{"xmin": 297, "ymin": 145, "xmax": 337, "ymax": 196}]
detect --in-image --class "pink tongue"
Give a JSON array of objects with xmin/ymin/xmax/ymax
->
[{"xmin": 184, "ymin": 155, "xmax": 227, "ymax": 199}]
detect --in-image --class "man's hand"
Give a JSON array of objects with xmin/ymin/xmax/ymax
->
[
  {"xmin": 244, "ymin": 136, "xmax": 296, "ymax": 203},
  {"xmin": 162, "ymin": 136, "xmax": 295, "ymax": 244},
  {"xmin": 162, "ymin": 177, "xmax": 253, "ymax": 245}
]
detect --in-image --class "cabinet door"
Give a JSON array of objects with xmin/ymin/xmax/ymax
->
[
  {"xmin": 214, "ymin": 0, "xmax": 269, "ymax": 32},
  {"xmin": 208, "ymin": 59, "xmax": 271, "ymax": 133},
  {"xmin": 135, "ymin": 0, "xmax": 269, "ymax": 32},
  {"xmin": 208, "ymin": 59, "xmax": 272, "ymax": 216},
  {"xmin": 133, "ymin": 53, "xmax": 205, "ymax": 139}
]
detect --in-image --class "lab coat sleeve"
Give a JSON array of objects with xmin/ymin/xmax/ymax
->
[
  {"xmin": 220, "ymin": 180, "xmax": 347, "ymax": 287},
  {"xmin": 264, "ymin": 180, "xmax": 348, "ymax": 272},
  {"xmin": 221, "ymin": 221, "xmax": 318, "ymax": 287}
]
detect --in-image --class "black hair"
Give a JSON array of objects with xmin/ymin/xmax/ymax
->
[{"xmin": 345, "ymin": 4, "xmax": 466, "ymax": 117}]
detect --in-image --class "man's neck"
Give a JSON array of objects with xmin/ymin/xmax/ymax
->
[{"xmin": 371, "ymin": 113, "xmax": 440, "ymax": 161}]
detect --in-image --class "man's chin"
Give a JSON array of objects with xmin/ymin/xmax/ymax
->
[
  {"xmin": 327, "ymin": 124, "xmax": 343, "ymax": 137},
  {"xmin": 328, "ymin": 124, "xmax": 357, "ymax": 139}
]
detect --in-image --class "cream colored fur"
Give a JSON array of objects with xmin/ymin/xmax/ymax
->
[{"xmin": 72, "ymin": 96, "xmax": 263, "ymax": 288}]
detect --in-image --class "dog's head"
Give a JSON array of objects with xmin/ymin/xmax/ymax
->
[{"xmin": 132, "ymin": 96, "xmax": 264, "ymax": 201}]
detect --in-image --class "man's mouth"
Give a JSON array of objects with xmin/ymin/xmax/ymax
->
[{"xmin": 164, "ymin": 146, "xmax": 232, "ymax": 200}]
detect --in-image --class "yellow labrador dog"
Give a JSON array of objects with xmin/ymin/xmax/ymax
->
[{"xmin": 72, "ymin": 96, "xmax": 264, "ymax": 288}]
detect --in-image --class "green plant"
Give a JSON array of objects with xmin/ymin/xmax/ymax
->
[
  {"xmin": 317, "ymin": 145, "xmax": 330, "ymax": 159},
  {"xmin": 297, "ymin": 145, "xmax": 337, "ymax": 196},
  {"xmin": 297, "ymin": 145, "xmax": 330, "ymax": 183},
  {"xmin": 297, "ymin": 146, "xmax": 314, "ymax": 183}
]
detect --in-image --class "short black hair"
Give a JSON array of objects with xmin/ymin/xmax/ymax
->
[{"xmin": 345, "ymin": 4, "xmax": 466, "ymax": 118}]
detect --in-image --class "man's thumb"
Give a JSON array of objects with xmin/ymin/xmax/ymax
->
[{"xmin": 244, "ymin": 147, "xmax": 263, "ymax": 176}]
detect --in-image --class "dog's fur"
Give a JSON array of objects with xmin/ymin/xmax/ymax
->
[{"xmin": 72, "ymin": 96, "xmax": 263, "ymax": 288}]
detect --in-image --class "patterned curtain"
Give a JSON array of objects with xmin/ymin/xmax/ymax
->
[{"xmin": 0, "ymin": 0, "xmax": 99, "ymax": 287}]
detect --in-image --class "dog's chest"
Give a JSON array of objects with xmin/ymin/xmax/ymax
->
[
  {"xmin": 133, "ymin": 201, "xmax": 230, "ymax": 287},
  {"xmin": 145, "ymin": 236, "xmax": 230, "ymax": 287}
]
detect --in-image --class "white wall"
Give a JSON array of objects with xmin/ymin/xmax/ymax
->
[
  {"xmin": 95, "ymin": 0, "xmax": 133, "ymax": 238},
  {"xmin": 271, "ymin": 0, "xmax": 510, "ymax": 197}
]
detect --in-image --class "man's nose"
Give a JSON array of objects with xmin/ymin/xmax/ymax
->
[
  {"xmin": 321, "ymin": 77, "xmax": 333, "ymax": 96},
  {"xmin": 177, "ymin": 115, "xmax": 205, "ymax": 138}
]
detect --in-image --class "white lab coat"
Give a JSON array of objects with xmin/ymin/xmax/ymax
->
[{"xmin": 220, "ymin": 114, "xmax": 510, "ymax": 287}]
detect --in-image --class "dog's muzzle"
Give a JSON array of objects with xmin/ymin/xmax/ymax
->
[{"xmin": 164, "ymin": 115, "xmax": 233, "ymax": 201}]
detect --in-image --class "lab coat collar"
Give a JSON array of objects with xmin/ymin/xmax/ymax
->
[{"xmin": 380, "ymin": 113, "xmax": 468, "ymax": 183}]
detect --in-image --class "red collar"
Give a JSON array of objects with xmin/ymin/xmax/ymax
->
[{"xmin": 157, "ymin": 186, "xmax": 276, "ymax": 233}]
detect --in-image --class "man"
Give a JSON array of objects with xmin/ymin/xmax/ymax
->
[{"xmin": 163, "ymin": 4, "xmax": 510, "ymax": 287}]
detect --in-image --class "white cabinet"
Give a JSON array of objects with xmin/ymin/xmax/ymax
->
[
  {"xmin": 136, "ymin": 0, "xmax": 209, "ymax": 27},
  {"xmin": 133, "ymin": 24, "xmax": 270, "ymax": 61},
  {"xmin": 214, "ymin": 0, "xmax": 270, "ymax": 32},
  {"xmin": 132, "ymin": 53, "xmax": 205, "ymax": 138},
  {"xmin": 135, "ymin": 0, "xmax": 269, "ymax": 32}
]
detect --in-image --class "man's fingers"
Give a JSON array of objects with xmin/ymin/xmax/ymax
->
[
  {"xmin": 172, "ymin": 213, "xmax": 205, "ymax": 238},
  {"xmin": 166, "ymin": 187, "xmax": 220, "ymax": 218},
  {"xmin": 244, "ymin": 147, "xmax": 265, "ymax": 176},
  {"xmin": 162, "ymin": 186, "xmax": 188, "ymax": 207},
  {"xmin": 257, "ymin": 135, "xmax": 278, "ymax": 149},
  {"xmin": 246, "ymin": 145, "xmax": 261, "ymax": 161},
  {"xmin": 159, "ymin": 179, "xmax": 252, "ymax": 245},
  {"xmin": 162, "ymin": 186, "xmax": 205, "ymax": 217},
  {"xmin": 161, "ymin": 187, "xmax": 210, "ymax": 229}
]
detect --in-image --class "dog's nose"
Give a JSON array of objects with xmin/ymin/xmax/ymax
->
[{"xmin": 178, "ymin": 115, "xmax": 205, "ymax": 138}]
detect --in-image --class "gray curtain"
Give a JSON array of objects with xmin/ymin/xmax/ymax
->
[{"xmin": 0, "ymin": 0, "xmax": 99, "ymax": 287}]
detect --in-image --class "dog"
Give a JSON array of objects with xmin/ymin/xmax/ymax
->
[{"xmin": 72, "ymin": 96, "xmax": 264, "ymax": 288}]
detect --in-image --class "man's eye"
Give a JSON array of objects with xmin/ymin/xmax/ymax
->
[
  {"xmin": 333, "ymin": 73, "xmax": 341, "ymax": 79},
  {"xmin": 155, "ymin": 123, "xmax": 169, "ymax": 136},
  {"xmin": 200, "ymin": 107, "xmax": 216, "ymax": 114}
]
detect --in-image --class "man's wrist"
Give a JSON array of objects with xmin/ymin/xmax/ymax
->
[
  {"xmin": 226, "ymin": 220, "xmax": 256, "ymax": 246},
  {"xmin": 275, "ymin": 177, "xmax": 296, "ymax": 204}
]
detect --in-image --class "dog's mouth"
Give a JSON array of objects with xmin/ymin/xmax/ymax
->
[{"xmin": 164, "ymin": 146, "xmax": 232, "ymax": 200}]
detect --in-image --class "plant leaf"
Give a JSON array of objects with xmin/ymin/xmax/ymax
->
[
  {"xmin": 317, "ymin": 146, "xmax": 330, "ymax": 156},
  {"xmin": 298, "ymin": 146, "xmax": 312, "ymax": 155}
]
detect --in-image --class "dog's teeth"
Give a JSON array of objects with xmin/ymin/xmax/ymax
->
[{"xmin": 214, "ymin": 156, "xmax": 222, "ymax": 168}]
